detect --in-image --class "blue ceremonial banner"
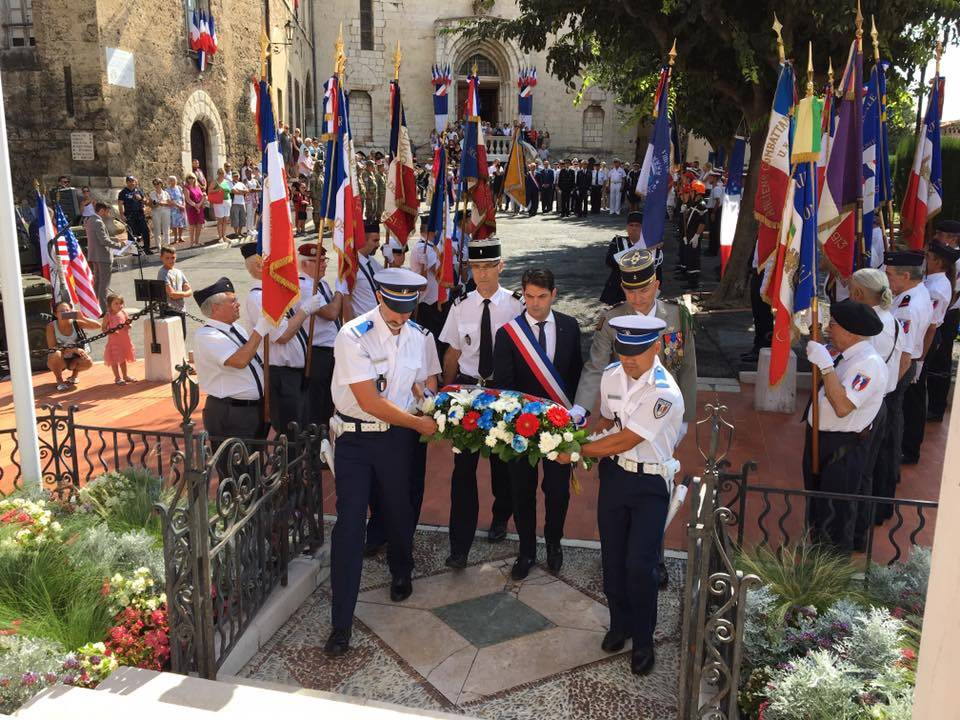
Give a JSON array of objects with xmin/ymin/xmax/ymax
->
[
  {"xmin": 794, "ymin": 162, "xmax": 817, "ymax": 315},
  {"xmin": 637, "ymin": 66, "xmax": 672, "ymax": 249},
  {"xmin": 862, "ymin": 64, "xmax": 880, "ymax": 246},
  {"xmin": 876, "ymin": 60, "xmax": 893, "ymax": 209},
  {"xmin": 727, "ymin": 136, "xmax": 746, "ymax": 196}
]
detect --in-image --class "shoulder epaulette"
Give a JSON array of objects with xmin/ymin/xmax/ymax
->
[
  {"xmin": 452, "ymin": 293, "xmax": 468, "ymax": 306},
  {"xmin": 899, "ymin": 295, "xmax": 911, "ymax": 308},
  {"xmin": 406, "ymin": 319, "xmax": 430, "ymax": 335},
  {"xmin": 653, "ymin": 365, "xmax": 671, "ymax": 389},
  {"xmin": 349, "ymin": 320, "xmax": 374, "ymax": 338},
  {"xmin": 512, "ymin": 289, "xmax": 524, "ymax": 301},
  {"xmin": 605, "ymin": 361, "xmax": 622, "ymax": 370}
]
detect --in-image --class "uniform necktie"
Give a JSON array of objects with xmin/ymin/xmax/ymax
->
[
  {"xmin": 536, "ymin": 321, "xmax": 547, "ymax": 352},
  {"xmin": 227, "ymin": 326, "xmax": 264, "ymax": 398},
  {"xmin": 479, "ymin": 298, "xmax": 493, "ymax": 380},
  {"xmin": 288, "ymin": 307, "xmax": 308, "ymax": 360},
  {"xmin": 802, "ymin": 353, "xmax": 844, "ymax": 422}
]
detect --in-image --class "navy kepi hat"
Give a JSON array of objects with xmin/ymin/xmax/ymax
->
[
  {"xmin": 468, "ymin": 237, "xmax": 502, "ymax": 263},
  {"xmin": 627, "ymin": 211, "xmax": 643, "ymax": 225},
  {"xmin": 375, "ymin": 268, "xmax": 426, "ymax": 312},
  {"xmin": 883, "ymin": 250, "xmax": 924, "ymax": 267},
  {"xmin": 239, "ymin": 241, "xmax": 259, "ymax": 259},
  {"xmin": 617, "ymin": 248, "xmax": 657, "ymax": 288},
  {"xmin": 609, "ymin": 315, "xmax": 666, "ymax": 356},
  {"xmin": 194, "ymin": 277, "xmax": 235, "ymax": 308},
  {"xmin": 936, "ymin": 219, "xmax": 960, "ymax": 235},
  {"xmin": 830, "ymin": 299, "xmax": 883, "ymax": 337}
]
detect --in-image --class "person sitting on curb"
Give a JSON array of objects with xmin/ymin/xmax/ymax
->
[{"xmin": 46, "ymin": 302, "xmax": 100, "ymax": 391}]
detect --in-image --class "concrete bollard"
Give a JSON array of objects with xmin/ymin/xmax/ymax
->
[
  {"xmin": 754, "ymin": 346, "xmax": 797, "ymax": 413},
  {"xmin": 141, "ymin": 316, "xmax": 187, "ymax": 382}
]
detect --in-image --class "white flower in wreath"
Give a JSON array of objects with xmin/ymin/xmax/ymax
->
[
  {"xmin": 547, "ymin": 451, "xmax": 559, "ymax": 460},
  {"xmin": 421, "ymin": 396, "xmax": 437, "ymax": 415},
  {"xmin": 563, "ymin": 432, "xmax": 574, "ymax": 443},
  {"xmin": 538, "ymin": 432, "xmax": 562, "ymax": 455},
  {"xmin": 434, "ymin": 412, "xmax": 447, "ymax": 433},
  {"xmin": 484, "ymin": 434, "xmax": 498, "ymax": 448},
  {"xmin": 570, "ymin": 452, "xmax": 581, "ymax": 462},
  {"xmin": 450, "ymin": 388, "xmax": 481, "ymax": 407}
]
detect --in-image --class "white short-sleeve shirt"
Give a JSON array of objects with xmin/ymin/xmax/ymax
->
[
  {"xmin": 297, "ymin": 273, "xmax": 339, "ymax": 348},
  {"xmin": 244, "ymin": 282, "xmax": 306, "ymax": 369},
  {"xmin": 345, "ymin": 253, "xmax": 382, "ymax": 315},
  {"xmin": 196, "ymin": 320, "xmax": 264, "ymax": 401},
  {"xmin": 871, "ymin": 306, "xmax": 905, "ymax": 394},
  {"xmin": 439, "ymin": 286, "xmax": 524, "ymax": 379},
  {"xmin": 409, "ymin": 240, "xmax": 440, "ymax": 306},
  {"xmin": 924, "ymin": 272, "xmax": 951, "ymax": 328},
  {"xmin": 332, "ymin": 308, "xmax": 437, "ymax": 420},
  {"xmin": 807, "ymin": 340, "xmax": 887, "ymax": 432},
  {"xmin": 892, "ymin": 283, "xmax": 934, "ymax": 359},
  {"xmin": 599, "ymin": 357, "xmax": 684, "ymax": 466}
]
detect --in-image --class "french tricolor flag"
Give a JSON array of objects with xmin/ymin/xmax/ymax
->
[
  {"xmin": 464, "ymin": 73, "xmax": 480, "ymax": 119},
  {"xmin": 255, "ymin": 80, "xmax": 300, "ymax": 324},
  {"xmin": 901, "ymin": 74, "xmax": 943, "ymax": 249}
]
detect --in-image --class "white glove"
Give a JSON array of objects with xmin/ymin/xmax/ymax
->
[
  {"xmin": 253, "ymin": 317, "xmax": 274, "ymax": 338},
  {"xmin": 570, "ymin": 404, "xmax": 587, "ymax": 428},
  {"xmin": 301, "ymin": 292, "xmax": 325, "ymax": 314},
  {"xmin": 805, "ymin": 341, "xmax": 834, "ymax": 371},
  {"xmin": 913, "ymin": 360, "xmax": 924, "ymax": 383},
  {"xmin": 690, "ymin": 233, "xmax": 700, "ymax": 249}
]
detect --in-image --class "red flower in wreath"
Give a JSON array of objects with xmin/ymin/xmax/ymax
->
[
  {"xmin": 515, "ymin": 413, "xmax": 540, "ymax": 438},
  {"xmin": 546, "ymin": 405, "xmax": 570, "ymax": 428},
  {"xmin": 462, "ymin": 411, "xmax": 481, "ymax": 432}
]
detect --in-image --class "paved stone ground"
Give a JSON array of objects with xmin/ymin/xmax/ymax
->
[{"xmin": 92, "ymin": 208, "xmax": 751, "ymax": 380}]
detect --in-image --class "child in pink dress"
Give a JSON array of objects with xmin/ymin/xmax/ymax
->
[{"xmin": 102, "ymin": 293, "xmax": 137, "ymax": 385}]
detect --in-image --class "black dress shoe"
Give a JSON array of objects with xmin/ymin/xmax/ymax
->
[
  {"xmin": 657, "ymin": 561, "xmax": 669, "ymax": 590},
  {"xmin": 364, "ymin": 542, "xmax": 385, "ymax": 558},
  {"xmin": 510, "ymin": 556, "xmax": 536, "ymax": 580},
  {"xmin": 487, "ymin": 520, "xmax": 507, "ymax": 543},
  {"xmin": 445, "ymin": 553, "xmax": 468, "ymax": 570},
  {"xmin": 631, "ymin": 646, "xmax": 655, "ymax": 675},
  {"xmin": 601, "ymin": 629, "xmax": 627, "ymax": 653},
  {"xmin": 390, "ymin": 576, "xmax": 412, "ymax": 602},
  {"xmin": 901, "ymin": 454, "xmax": 919, "ymax": 466},
  {"xmin": 927, "ymin": 412, "xmax": 944, "ymax": 423},
  {"xmin": 324, "ymin": 628, "xmax": 351, "ymax": 656},
  {"xmin": 546, "ymin": 543, "xmax": 563, "ymax": 574}
]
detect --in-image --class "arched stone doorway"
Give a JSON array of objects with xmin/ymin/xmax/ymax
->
[
  {"xmin": 180, "ymin": 89, "xmax": 226, "ymax": 178},
  {"xmin": 440, "ymin": 29, "xmax": 523, "ymax": 125},
  {"xmin": 457, "ymin": 52, "xmax": 500, "ymax": 124}
]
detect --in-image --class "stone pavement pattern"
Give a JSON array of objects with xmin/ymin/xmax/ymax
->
[{"xmin": 239, "ymin": 525, "xmax": 682, "ymax": 719}]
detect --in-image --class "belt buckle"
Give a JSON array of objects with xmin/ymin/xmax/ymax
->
[{"xmin": 330, "ymin": 415, "xmax": 344, "ymax": 438}]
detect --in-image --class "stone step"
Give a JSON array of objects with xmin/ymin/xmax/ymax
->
[
  {"xmin": 95, "ymin": 667, "xmax": 468, "ymax": 719},
  {"xmin": 15, "ymin": 684, "xmax": 214, "ymax": 719}
]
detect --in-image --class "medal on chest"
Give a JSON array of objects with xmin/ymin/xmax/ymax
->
[{"xmin": 660, "ymin": 329, "xmax": 684, "ymax": 371}]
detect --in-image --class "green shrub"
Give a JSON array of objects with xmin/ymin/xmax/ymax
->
[
  {"xmin": 867, "ymin": 546, "xmax": 931, "ymax": 613},
  {"xmin": 0, "ymin": 635, "xmax": 66, "ymax": 714},
  {"xmin": 839, "ymin": 608, "xmax": 905, "ymax": 675},
  {"xmin": 77, "ymin": 468, "xmax": 162, "ymax": 536},
  {"xmin": 738, "ymin": 543, "xmax": 866, "ymax": 624},
  {"xmin": 67, "ymin": 525, "xmax": 164, "ymax": 583},
  {"xmin": 763, "ymin": 650, "xmax": 864, "ymax": 720},
  {"xmin": 0, "ymin": 544, "xmax": 113, "ymax": 650}
]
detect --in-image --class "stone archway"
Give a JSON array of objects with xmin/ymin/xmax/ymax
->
[
  {"xmin": 180, "ymin": 90, "xmax": 226, "ymax": 177},
  {"xmin": 439, "ymin": 28, "xmax": 523, "ymax": 123}
]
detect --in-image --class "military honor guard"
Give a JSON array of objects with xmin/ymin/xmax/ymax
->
[
  {"xmin": 926, "ymin": 220, "xmax": 960, "ymax": 422},
  {"xmin": 677, "ymin": 181, "xmax": 708, "ymax": 290},
  {"xmin": 884, "ymin": 251, "xmax": 934, "ymax": 467},
  {"xmin": 579, "ymin": 249, "xmax": 697, "ymax": 426},
  {"xmin": 538, "ymin": 161, "xmax": 556, "ymax": 214},
  {"xmin": 557, "ymin": 315, "xmax": 684, "ymax": 675},
  {"xmin": 491, "ymin": 267, "xmax": 583, "ymax": 579},
  {"xmin": 325, "ymin": 268, "xmax": 440, "ymax": 656},
  {"xmin": 296, "ymin": 243, "xmax": 343, "ymax": 429},
  {"xmin": 438, "ymin": 238, "xmax": 525, "ymax": 567},
  {"xmin": 803, "ymin": 300, "xmax": 888, "ymax": 551},
  {"xmin": 600, "ymin": 211, "xmax": 644, "ymax": 306},
  {"xmin": 344, "ymin": 220, "xmax": 384, "ymax": 322},
  {"xmin": 194, "ymin": 277, "xmax": 273, "ymax": 444},
  {"xmin": 240, "ymin": 242, "xmax": 325, "ymax": 435}
]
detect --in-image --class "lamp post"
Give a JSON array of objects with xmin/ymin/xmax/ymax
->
[{"xmin": 0, "ymin": 68, "xmax": 42, "ymax": 489}]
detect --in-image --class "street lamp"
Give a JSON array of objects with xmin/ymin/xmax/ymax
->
[{"xmin": 271, "ymin": 20, "xmax": 294, "ymax": 53}]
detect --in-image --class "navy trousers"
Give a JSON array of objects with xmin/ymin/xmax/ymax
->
[
  {"xmin": 366, "ymin": 437, "xmax": 428, "ymax": 548},
  {"xmin": 449, "ymin": 451, "xmax": 512, "ymax": 557},
  {"xmin": 597, "ymin": 459, "xmax": 669, "ymax": 648},
  {"xmin": 331, "ymin": 426, "xmax": 416, "ymax": 632}
]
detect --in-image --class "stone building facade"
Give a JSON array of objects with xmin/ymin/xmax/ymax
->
[
  {"xmin": 312, "ymin": 0, "xmax": 639, "ymax": 162},
  {"xmin": 0, "ymin": 0, "xmax": 318, "ymax": 199}
]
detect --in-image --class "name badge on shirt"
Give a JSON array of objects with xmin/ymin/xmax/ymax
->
[{"xmin": 465, "ymin": 334, "xmax": 472, "ymax": 345}]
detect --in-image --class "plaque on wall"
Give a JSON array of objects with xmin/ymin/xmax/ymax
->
[
  {"xmin": 70, "ymin": 132, "xmax": 95, "ymax": 161},
  {"xmin": 105, "ymin": 48, "xmax": 136, "ymax": 88}
]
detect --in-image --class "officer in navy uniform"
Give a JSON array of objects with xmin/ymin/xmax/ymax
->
[
  {"xmin": 600, "ymin": 211, "xmax": 643, "ymax": 306},
  {"xmin": 439, "ymin": 238, "xmax": 525, "ymax": 567},
  {"xmin": 678, "ymin": 185, "xmax": 708, "ymax": 290},
  {"xmin": 297, "ymin": 243, "xmax": 344, "ymax": 429},
  {"xmin": 803, "ymin": 300, "xmax": 888, "ymax": 551},
  {"xmin": 556, "ymin": 315, "xmax": 683, "ymax": 676},
  {"xmin": 325, "ymin": 268, "xmax": 440, "ymax": 657},
  {"xmin": 194, "ymin": 277, "xmax": 273, "ymax": 443},
  {"xmin": 240, "ymin": 242, "xmax": 326, "ymax": 435}
]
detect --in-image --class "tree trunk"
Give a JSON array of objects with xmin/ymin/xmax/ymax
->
[{"xmin": 709, "ymin": 131, "xmax": 767, "ymax": 307}]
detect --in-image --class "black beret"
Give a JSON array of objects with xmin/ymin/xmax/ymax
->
[
  {"xmin": 830, "ymin": 299, "xmax": 883, "ymax": 337},
  {"xmin": 627, "ymin": 211, "xmax": 643, "ymax": 225},
  {"xmin": 363, "ymin": 220, "xmax": 381, "ymax": 234},
  {"xmin": 936, "ymin": 219, "xmax": 960, "ymax": 235},
  {"xmin": 883, "ymin": 250, "xmax": 925, "ymax": 267},
  {"xmin": 927, "ymin": 240, "xmax": 960, "ymax": 263},
  {"xmin": 194, "ymin": 277, "xmax": 235, "ymax": 307},
  {"xmin": 239, "ymin": 241, "xmax": 259, "ymax": 259}
]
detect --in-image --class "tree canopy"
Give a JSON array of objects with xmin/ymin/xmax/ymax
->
[{"xmin": 459, "ymin": 0, "xmax": 960, "ymax": 302}]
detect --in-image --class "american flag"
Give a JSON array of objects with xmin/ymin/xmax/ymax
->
[{"xmin": 56, "ymin": 203, "xmax": 102, "ymax": 319}]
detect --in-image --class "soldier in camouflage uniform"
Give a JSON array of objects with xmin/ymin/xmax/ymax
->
[
  {"xmin": 362, "ymin": 160, "xmax": 379, "ymax": 223},
  {"xmin": 310, "ymin": 160, "xmax": 325, "ymax": 237},
  {"xmin": 576, "ymin": 248, "xmax": 697, "ymax": 424},
  {"xmin": 374, "ymin": 159, "xmax": 387, "ymax": 219}
]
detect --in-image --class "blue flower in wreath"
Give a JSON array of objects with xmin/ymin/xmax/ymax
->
[
  {"xmin": 473, "ymin": 393, "xmax": 497, "ymax": 410},
  {"xmin": 501, "ymin": 390, "xmax": 522, "ymax": 400},
  {"xmin": 448, "ymin": 406, "xmax": 463, "ymax": 421},
  {"xmin": 511, "ymin": 435, "xmax": 528, "ymax": 453},
  {"xmin": 522, "ymin": 402, "xmax": 545, "ymax": 415},
  {"xmin": 504, "ymin": 408, "xmax": 520, "ymax": 422},
  {"xmin": 477, "ymin": 409, "xmax": 495, "ymax": 430},
  {"xmin": 435, "ymin": 392, "xmax": 451, "ymax": 407}
]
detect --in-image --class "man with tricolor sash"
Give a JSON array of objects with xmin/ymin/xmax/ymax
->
[{"xmin": 492, "ymin": 267, "xmax": 583, "ymax": 580}]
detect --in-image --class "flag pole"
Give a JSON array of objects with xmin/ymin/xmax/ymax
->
[
  {"xmin": 926, "ymin": 40, "xmax": 943, "ymax": 243},
  {"xmin": 256, "ymin": 26, "xmax": 273, "ymax": 425},
  {"xmin": 807, "ymin": 42, "xmax": 822, "ymax": 476},
  {"xmin": 306, "ymin": 26, "xmax": 346, "ymax": 378},
  {"xmin": 854, "ymin": 1, "xmax": 867, "ymax": 268},
  {"xmin": 457, "ymin": 63, "xmax": 479, "ymax": 294},
  {"xmin": 871, "ymin": 17, "xmax": 893, "ymax": 253}
]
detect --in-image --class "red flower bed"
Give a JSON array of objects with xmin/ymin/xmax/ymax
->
[{"xmin": 104, "ymin": 604, "xmax": 170, "ymax": 671}]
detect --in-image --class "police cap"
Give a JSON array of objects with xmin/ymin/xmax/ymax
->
[
  {"xmin": 617, "ymin": 248, "xmax": 657, "ymax": 289},
  {"xmin": 375, "ymin": 267, "xmax": 426, "ymax": 313},
  {"xmin": 468, "ymin": 237, "xmax": 502, "ymax": 264},
  {"xmin": 239, "ymin": 241, "xmax": 259, "ymax": 259},
  {"xmin": 883, "ymin": 250, "xmax": 924, "ymax": 267},
  {"xmin": 609, "ymin": 315, "xmax": 666, "ymax": 356},
  {"xmin": 928, "ymin": 239, "xmax": 960, "ymax": 264}
]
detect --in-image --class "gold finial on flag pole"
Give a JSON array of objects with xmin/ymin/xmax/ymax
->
[
  {"xmin": 855, "ymin": 0, "xmax": 863, "ymax": 49},
  {"xmin": 472, "ymin": 61, "xmax": 478, "ymax": 76},
  {"xmin": 668, "ymin": 38, "xmax": 677, "ymax": 67},
  {"xmin": 259, "ymin": 22, "xmax": 270, "ymax": 80},
  {"xmin": 393, "ymin": 40, "xmax": 402, "ymax": 80},
  {"xmin": 936, "ymin": 40, "xmax": 943, "ymax": 76},
  {"xmin": 828, "ymin": 56, "xmax": 835, "ymax": 89},
  {"xmin": 772, "ymin": 14, "xmax": 785, "ymax": 63},
  {"xmin": 870, "ymin": 15, "xmax": 880, "ymax": 62},
  {"xmin": 335, "ymin": 23, "xmax": 346, "ymax": 76},
  {"xmin": 806, "ymin": 42, "xmax": 814, "ymax": 97}
]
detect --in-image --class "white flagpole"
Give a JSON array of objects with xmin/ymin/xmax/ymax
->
[{"xmin": 0, "ymin": 68, "xmax": 42, "ymax": 489}]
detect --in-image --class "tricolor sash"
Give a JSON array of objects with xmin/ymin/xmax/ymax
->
[{"xmin": 503, "ymin": 315, "xmax": 572, "ymax": 409}]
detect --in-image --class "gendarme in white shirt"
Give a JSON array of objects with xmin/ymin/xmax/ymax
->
[
  {"xmin": 409, "ymin": 239, "xmax": 440, "ymax": 306},
  {"xmin": 439, "ymin": 285, "xmax": 524, "ymax": 379},
  {"xmin": 806, "ymin": 340, "xmax": 887, "ymax": 432}
]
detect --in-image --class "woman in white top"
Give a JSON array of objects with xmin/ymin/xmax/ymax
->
[
  {"xmin": 149, "ymin": 178, "xmax": 172, "ymax": 246},
  {"xmin": 849, "ymin": 268, "xmax": 908, "ymax": 532},
  {"xmin": 598, "ymin": 162, "xmax": 610, "ymax": 211}
]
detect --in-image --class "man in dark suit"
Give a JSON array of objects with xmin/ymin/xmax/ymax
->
[
  {"xmin": 493, "ymin": 267, "xmax": 584, "ymax": 580},
  {"xmin": 525, "ymin": 163, "xmax": 540, "ymax": 217},
  {"xmin": 588, "ymin": 157, "xmax": 602, "ymax": 214},
  {"xmin": 575, "ymin": 160, "xmax": 592, "ymax": 217},
  {"xmin": 557, "ymin": 160, "xmax": 575, "ymax": 217},
  {"xmin": 538, "ymin": 161, "xmax": 556, "ymax": 214}
]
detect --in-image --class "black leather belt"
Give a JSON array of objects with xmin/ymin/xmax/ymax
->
[{"xmin": 209, "ymin": 396, "xmax": 261, "ymax": 408}]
